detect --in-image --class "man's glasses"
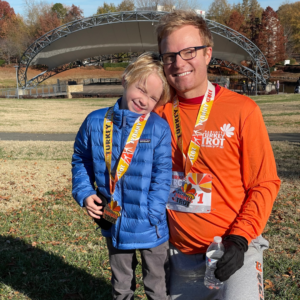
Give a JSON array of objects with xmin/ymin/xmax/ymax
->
[{"xmin": 160, "ymin": 46, "xmax": 207, "ymax": 65}]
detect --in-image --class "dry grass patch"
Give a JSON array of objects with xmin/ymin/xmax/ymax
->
[
  {"xmin": 0, "ymin": 141, "xmax": 74, "ymax": 160},
  {"xmin": 263, "ymin": 141, "xmax": 300, "ymax": 299},
  {"xmin": 0, "ymin": 98, "xmax": 117, "ymax": 133},
  {"xmin": 0, "ymin": 141, "xmax": 74, "ymax": 212},
  {"xmin": 259, "ymin": 100, "xmax": 300, "ymax": 133},
  {"xmin": 0, "ymin": 159, "xmax": 71, "ymax": 212}
]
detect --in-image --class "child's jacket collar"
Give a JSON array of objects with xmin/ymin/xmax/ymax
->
[{"xmin": 112, "ymin": 98, "xmax": 146, "ymax": 128}]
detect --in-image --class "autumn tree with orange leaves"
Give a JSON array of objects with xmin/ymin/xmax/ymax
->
[
  {"xmin": 255, "ymin": 7, "xmax": 286, "ymax": 66},
  {"xmin": 0, "ymin": 0, "xmax": 84, "ymax": 64},
  {"xmin": 0, "ymin": 0, "xmax": 15, "ymax": 38}
]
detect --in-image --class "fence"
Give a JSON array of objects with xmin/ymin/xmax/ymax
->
[
  {"xmin": 0, "ymin": 84, "xmax": 68, "ymax": 99},
  {"xmin": 82, "ymin": 78, "xmax": 121, "ymax": 85},
  {"xmin": 228, "ymin": 83, "xmax": 291, "ymax": 95}
]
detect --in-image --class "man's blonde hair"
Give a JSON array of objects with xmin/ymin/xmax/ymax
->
[
  {"xmin": 156, "ymin": 10, "xmax": 214, "ymax": 53},
  {"xmin": 123, "ymin": 52, "xmax": 171, "ymax": 106}
]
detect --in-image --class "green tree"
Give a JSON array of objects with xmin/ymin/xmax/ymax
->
[
  {"xmin": 117, "ymin": 0, "xmax": 135, "ymax": 11},
  {"xmin": 249, "ymin": 0, "xmax": 263, "ymax": 19},
  {"xmin": 232, "ymin": 0, "xmax": 262, "ymax": 22},
  {"xmin": 0, "ymin": 14, "xmax": 29, "ymax": 64},
  {"xmin": 207, "ymin": 0, "xmax": 232, "ymax": 24},
  {"xmin": 51, "ymin": 3, "xmax": 67, "ymax": 19},
  {"xmin": 278, "ymin": 1, "xmax": 300, "ymax": 53},
  {"xmin": 97, "ymin": 2, "xmax": 117, "ymax": 14}
]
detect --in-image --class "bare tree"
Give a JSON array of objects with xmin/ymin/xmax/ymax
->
[{"xmin": 135, "ymin": 0, "xmax": 198, "ymax": 11}]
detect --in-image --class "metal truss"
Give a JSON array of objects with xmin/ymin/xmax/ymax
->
[
  {"xmin": 210, "ymin": 57, "xmax": 265, "ymax": 83},
  {"xmin": 18, "ymin": 11, "xmax": 166, "ymax": 87},
  {"xmin": 206, "ymin": 19, "xmax": 269, "ymax": 83},
  {"xmin": 18, "ymin": 11, "xmax": 269, "ymax": 87},
  {"xmin": 21, "ymin": 53, "xmax": 142, "ymax": 86}
]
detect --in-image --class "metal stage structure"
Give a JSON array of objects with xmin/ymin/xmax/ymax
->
[{"xmin": 18, "ymin": 11, "xmax": 270, "ymax": 88}]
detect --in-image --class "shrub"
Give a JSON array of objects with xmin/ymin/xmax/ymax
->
[
  {"xmin": 0, "ymin": 60, "xmax": 6, "ymax": 67},
  {"xmin": 103, "ymin": 62, "xmax": 129, "ymax": 69},
  {"xmin": 105, "ymin": 67, "xmax": 126, "ymax": 71}
]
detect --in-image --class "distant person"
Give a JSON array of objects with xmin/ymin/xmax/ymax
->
[
  {"xmin": 276, "ymin": 80, "xmax": 280, "ymax": 94},
  {"xmin": 251, "ymin": 81, "xmax": 255, "ymax": 94},
  {"xmin": 248, "ymin": 81, "xmax": 252, "ymax": 95},
  {"xmin": 295, "ymin": 77, "xmax": 300, "ymax": 94},
  {"xmin": 72, "ymin": 52, "xmax": 172, "ymax": 299},
  {"xmin": 242, "ymin": 80, "xmax": 246, "ymax": 94}
]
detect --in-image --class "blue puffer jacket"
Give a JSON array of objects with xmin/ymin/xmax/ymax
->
[{"xmin": 72, "ymin": 99, "xmax": 172, "ymax": 250}]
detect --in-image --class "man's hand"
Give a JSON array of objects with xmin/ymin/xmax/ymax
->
[
  {"xmin": 84, "ymin": 194, "xmax": 103, "ymax": 219},
  {"xmin": 214, "ymin": 235, "xmax": 248, "ymax": 282}
]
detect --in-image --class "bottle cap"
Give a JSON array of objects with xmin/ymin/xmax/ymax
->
[{"xmin": 214, "ymin": 236, "xmax": 222, "ymax": 243}]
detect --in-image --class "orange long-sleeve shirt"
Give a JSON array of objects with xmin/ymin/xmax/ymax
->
[{"xmin": 156, "ymin": 85, "xmax": 281, "ymax": 254}]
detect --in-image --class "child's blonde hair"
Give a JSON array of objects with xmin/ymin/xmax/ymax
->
[{"xmin": 123, "ymin": 52, "xmax": 171, "ymax": 106}]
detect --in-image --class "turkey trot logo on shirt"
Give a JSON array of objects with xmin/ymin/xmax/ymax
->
[{"xmin": 201, "ymin": 123, "xmax": 235, "ymax": 148}]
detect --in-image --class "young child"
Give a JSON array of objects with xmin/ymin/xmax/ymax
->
[{"xmin": 72, "ymin": 52, "xmax": 172, "ymax": 299}]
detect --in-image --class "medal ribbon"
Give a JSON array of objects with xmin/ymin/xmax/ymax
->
[
  {"xmin": 103, "ymin": 107, "xmax": 150, "ymax": 194},
  {"xmin": 172, "ymin": 81, "xmax": 216, "ymax": 175}
]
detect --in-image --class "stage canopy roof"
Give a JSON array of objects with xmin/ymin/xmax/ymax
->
[{"xmin": 18, "ymin": 11, "xmax": 269, "ymax": 87}]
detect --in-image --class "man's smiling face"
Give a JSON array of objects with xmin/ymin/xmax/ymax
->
[{"xmin": 160, "ymin": 25, "xmax": 212, "ymax": 99}]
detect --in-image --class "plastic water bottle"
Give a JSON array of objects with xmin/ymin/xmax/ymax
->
[{"xmin": 204, "ymin": 236, "xmax": 225, "ymax": 289}]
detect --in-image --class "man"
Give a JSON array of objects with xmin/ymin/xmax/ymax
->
[{"xmin": 155, "ymin": 10, "xmax": 281, "ymax": 300}]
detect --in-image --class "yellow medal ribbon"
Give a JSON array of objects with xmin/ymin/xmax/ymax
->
[
  {"xmin": 103, "ymin": 107, "xmax": 150, "ymax": 194},
  {"xmin": 172, "ymin": 81, "xmax": 216, "ymax": 175}
]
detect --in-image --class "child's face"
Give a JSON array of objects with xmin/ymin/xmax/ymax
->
[{"xmin": 122, "ymin": 73, "xmax": 163, "ymax": 114}]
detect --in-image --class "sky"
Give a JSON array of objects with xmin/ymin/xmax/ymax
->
[{"xmin": 8, "ymin": 0, "xmax": 289, "ymax": 18}]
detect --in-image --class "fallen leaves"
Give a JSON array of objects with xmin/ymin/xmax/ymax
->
[
  {"xmin": 264, "ymin": 279, "xmax": 275, "ymax": 290},
  {"xmin": 0, "ymin": 159, "xmax": 71, "ymax": 211}
]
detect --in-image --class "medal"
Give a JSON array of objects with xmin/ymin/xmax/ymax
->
[
  {"xmin": 103, "ymin": 107, "xmax": 150, "ymax": 223},
  {"xmin": 103, "ymin": 196, "xmax": 122, "ymax": 224}
]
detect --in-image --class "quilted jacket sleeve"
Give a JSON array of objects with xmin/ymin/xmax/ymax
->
[
  {"xmin": 72, "ymin": 116, "xmax": 96, "ymax": 207},
  {"xmin": 147, "ymin": 124, "xmax": 172, "ymax": 226}
]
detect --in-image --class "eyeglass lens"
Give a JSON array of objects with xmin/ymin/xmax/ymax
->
[{"xmin": 162, "ymin": 47, "xmax": 197, "ymax": 64}]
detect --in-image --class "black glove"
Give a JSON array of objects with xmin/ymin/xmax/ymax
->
[
  {"xmin": 93, "ymin": 190, "xmax": 112, "ymax": 230},
  {"xmin": 214, "ymin": 235, "xmax": 248, "ymax": 282}
]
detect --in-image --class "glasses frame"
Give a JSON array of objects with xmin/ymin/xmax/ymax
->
[{"xmin": 160, "ymin": 46, "xmax": 207, "ymax": 65}]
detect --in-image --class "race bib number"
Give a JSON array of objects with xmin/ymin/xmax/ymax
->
[{"xmin": 167, "ymin": 172, "xmax": 212, "ymax": 213}]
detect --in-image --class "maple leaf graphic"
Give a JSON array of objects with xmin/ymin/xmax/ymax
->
[{"xmin": 220, "ymin": 124, "xmax": 235, "ymax": 138}]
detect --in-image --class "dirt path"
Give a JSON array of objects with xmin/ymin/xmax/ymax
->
[{"xmin": 0, "ymin": 132, "xmax": 299, "ymax": 142}]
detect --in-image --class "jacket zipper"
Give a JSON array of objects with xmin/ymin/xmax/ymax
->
[{"xmin": 116, "ymin": 115, "xmax": 126, "ymax": 247}]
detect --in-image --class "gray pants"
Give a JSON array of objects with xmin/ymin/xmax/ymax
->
[
  {"xmin": 106, "ymin": 238, "xmax": 170, "ymax": 300},
  {"xmin": 169, "ymin": 236, "xmax": 269, "ymax": 300}
]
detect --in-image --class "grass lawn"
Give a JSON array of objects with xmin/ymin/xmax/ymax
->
[{"xmin": 0, "ymin": 95, "xmax": 300, "ymax": 299}]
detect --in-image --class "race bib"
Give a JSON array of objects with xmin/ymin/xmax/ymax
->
[{"xmin": 167, "ymin": 172, "xmax": 212, "ymax": 213}]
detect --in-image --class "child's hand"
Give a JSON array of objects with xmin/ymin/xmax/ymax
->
[{"xmin": 84, "ymin": 195, "xmax": 103, "ymax": 219}]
